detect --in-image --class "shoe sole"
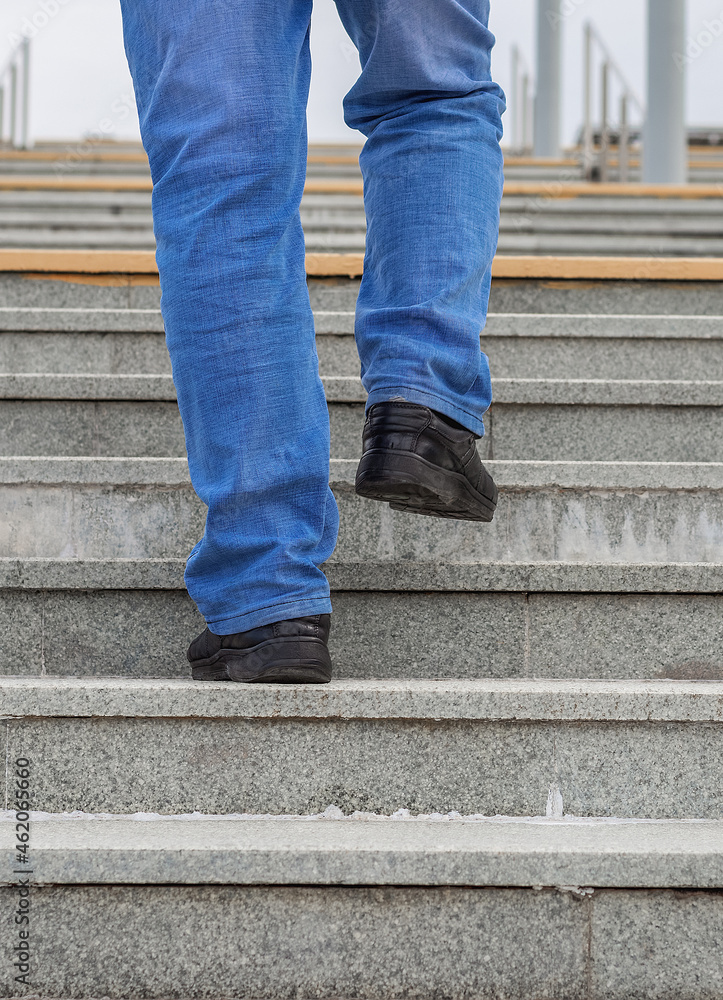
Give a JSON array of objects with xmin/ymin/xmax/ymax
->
[
  {"xmin": 355, "ymin": 449, "xmax": 497, "ymax": 522},
  {"xmin": 190, "ymin": 636, "xmax": 332, "ymax": 684}
]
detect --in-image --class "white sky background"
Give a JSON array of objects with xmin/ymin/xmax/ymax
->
[{"xmin": 1, "ymin": 0, "xmax": 722, "ymax": 147}]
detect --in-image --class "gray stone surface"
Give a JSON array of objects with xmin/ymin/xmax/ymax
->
[
  {"xmin": 3, "ymin": 679, "xmax": 723, "ymax": 815},
  {"xmin": 3, "ymin": 555, "xmax": 723, "ymax": 594},
  {"xmin": 2, "ymin": 274, "xmax": 723, "ymax": 319},
  {"xmin": 0, "ymin": 400, "xmax": 185, "ymax": 456},
  {"xmin": 6, "ymin": 715, "xmax": 553, "ymax": 815},
  {"xmin": 0, "ymin": 274, "xmax": 134, "ymax": 310},
  {"xmin": 0, "ymin": 456, "xmax": 190, "ymax": 484},
  {"xmin": 0, "ymin": 590, "xmax": 43, "ymax": 675},
  {"xmin": 325, "ymin": 560, "xmax": 723, "ymax": 595},
  {"xmin": 1, "ymin": 589, "xmax": 721, "ymax": 681},
  {"xmin": 0, "ymin": 884, "xmax": 586, "ymax": 998},
  {"xmin": 0, "ymin": 373, "xmax": 177, "ymax": 400},
  {"xmin": 0, "ymin": 307, "xmax": 164, "ymax": 332},
  {"xmin": 10, "ymin": 317, "xmax": 722, "ymax": 382},
  {"xmin": 0, "ymin": 331, "xmax": 170, "ymax": 373},
  {"xmin": 329, "ymin": 591, "xmax": 527, "ymax": 679},
  {"xmin": 6, "ymin": 474, "xmax": 723, "ymax": 564},
  {"xmin": 1, "ymin": 394, "xmax": 722, "ymax": 462},
  {"xmin": 554, "ymin": 721, "xmax": 723, "ymax": 818},
  {"xmin": 12, "ymin": 193, "xmax": 723, "ymax": 253},
  {"xmin": 484, "ymin": 313, "xmax": 723, "ymax": 339},
  {"xmin": 0, "ymin": 588, "xmax": 203, "ymax": 677},
  {"xmin": 486, "ymin": 278, "xmax": 723, "ymax": 317},
  {"xmin": 1, "ymin": 815, "xmax": 721, "ymax": 888},
  {"xmin": 5, "ymin": 373, "xmax": 722, "ymax": 406},
  {"xmin": 41, "ymin": 589, "xmax": 204, "ymax": 677},
  {"xmin": 528, "ymin": 594, "xmax": 723, "ymax": 681},
  {"xmin": 2, "ymin": 676, "xmax": 723, "ymax": 722},
  {"xmin": 485, "ymin": 334, "xmax": 723, "ymax": 381},
  {"xmin": 316, "ymin": 274, "xmax": 723, "ymax": 322},
  {"xmin": 4, "ymin": 455, "xmax": 723, "ymax": 490},
  {"xmin": 591, "ymin": 890, "xmax": 723, "ymax": 999},
  {"xmin": 490, "ymin": 403, "xmax": 723, "ymax": 462}
]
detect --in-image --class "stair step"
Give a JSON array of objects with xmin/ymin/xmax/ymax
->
[
  {"xmin": 3, "ymin": 306, "xmax": 723, "ymax": 335},
  {"xmin": 11, "ymin": 370, "xmax": 723, "ymax": 403},
  {"xmin": 0, "ymin": 880, "xmax": 718, "ymax": 1000},
  {"xmin": 1, "ymin": 459, "xmax": 722, "ymax": 565},
  {"xmin": 2, "ymin": 310, "xmax": 722, "ymax": 382},
  {"xmin": 0, "ymin": 383, "xmax": 720, "ymax": 462},
  {"xmin": 1, "ymin": 585, "xmax": 720, "ymax": 681},
  {"xmin": 3, "ymin": 813, "xmax": 720, "ymax": 888},
  {"xmin": 2, "ymin": 556, "xmax": 723, "ymax": 592},
  {"xmin": 1, "ymin": 372, "xmax": 722, "ymax": 406},
  {"xmin": 3, "ymin": 677, "xmax": 722, "ymax": 817}
]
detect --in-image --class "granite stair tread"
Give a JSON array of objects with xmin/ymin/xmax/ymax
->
[{"xmin": 1, "ymin": 811, "xmax": 721, "ymax": 889}]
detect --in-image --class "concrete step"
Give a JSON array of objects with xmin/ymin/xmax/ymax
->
[
  {"xmin": 7, "ymin": 226, "xmax": 723, "ymax": 256},
  {"xmin": 2, "ymin": 579, "xmax": 722, "ymax": 682},
  {"xmin": 5, "ymin": 189, "xmax": 723, "ymax": 255},
  {"xmin": 2, "ymin": 310, "xmax": 723, "ymax": 382},
  {"xmin": 4, "ymin": 372, "xmax": 723, "ymax": 405},
  {"xmin": 6, "ymin": 187, "xmax": 723, "ymax": 217},
  {"xmin": 3, "ymin": 811, "xmax": 720, "ymax": 888},
  {"xmin": 2, "ymin": 815, "xmax": 721, "ymax": 999},
  {"xmin": 4, "ymin": 271, "xmax": 723, "ymax": 315},
  {"xmin": 9, "ymin": 204, "xmax": 723, "ymax": 231},
  {"xmin": 1, "ymin": 458, "xmax": 722, "ymax": 568},
  {"xmin": 2, "ymin": 676, "xmax": 723, "ymax": 817},
  {"xmin": 0, "ymin": 374, "xmax": 721, "ymax": 462}
]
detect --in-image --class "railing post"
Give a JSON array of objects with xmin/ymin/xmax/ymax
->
[
  {"xmin": 9, "ymin": 62, "xmax": 17, "ymax": 148},
  {"xmin": 599, "ymin": 61, "xmax": 610, "ymax": 182},
  {"xmin": 510, "ymin": 45, "xmax": 520, "ymax": 152},
  {"xmin": 521, "ymin": 73, "xmax": 531, "ymax": 154},
  {"xmin": 20, "ymin": 38, "xmax": 30, "ymax": 149},
  {"xmin": 583, "ymin": 22, "xmax": 594, "ymax": 177},
  {"xmin": 643, "ymin": 0, "xmax": 686, "ymax": 183},
  {"xmin": 0, "ymin": 85, "xmax": 4, "ymax": 144},
  {"xmin": 618, "ymin": 94, "xmax": 630, "ymax": 183},
  {"xmin": 533, "ymin": 0, "xmax": 562, "ymax": 157}
]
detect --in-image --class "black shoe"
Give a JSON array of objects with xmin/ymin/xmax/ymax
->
[
  {"xmin": 355, "ymin": 401, "xmax": 497, "ymax": 522},
  {"xmin": 188, "ymin": 614, "xmax": 332, "ymax": 683}
]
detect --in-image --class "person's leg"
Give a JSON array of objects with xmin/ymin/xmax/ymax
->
[
  {"xmin": 333, "ymin": 0, "xmax": 505, "ymax": 435},
  {"xmin": 119, "ymin": 0, "xmax": 338, "ymax": 639}
]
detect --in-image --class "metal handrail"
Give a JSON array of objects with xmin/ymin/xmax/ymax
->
[
  {"xmin": 508, "ymin": 44, "xmax": 534, "ymax": 154},
  {"xmin": 0, "ymin": 38, "xmax": 31, "ymax": 148},
  {"xmin": 583, "ymin": 22, "xmax": 644, "ymax": 181}
]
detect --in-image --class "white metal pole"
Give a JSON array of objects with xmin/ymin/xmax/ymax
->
[
  {"xmin": 533, "ymin": 0, "xmax": 562, "ymax": 157},
  {"xmin": 619, "ymin": 94, "xmax": 630, "ymax": 183},
  {"xmin": 583, "ymin": 22, "xmax": 594, "ymax": 175},
  {"xmin": 20, "ymin": 39, "xmax": 30, "ymax": 149},
  {"xmin": 9, "ymin": 63, "xmax": 17, "ymax": 148},
  {"xmin": 599, "ymin": 61, "xmax": 609, "ymax": 182},
  {"xmin": 510, "ymin": 45, "xmax": 519, "ymax": 152},
  {"xmin": 521, "ymin": 73, "xmax": 530, "ymax": 153},
  {"xmin": 643, "ymin": 0, "xmax": 686, "ymax": 182}
]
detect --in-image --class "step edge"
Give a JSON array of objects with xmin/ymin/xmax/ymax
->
[{"xmin": 1, "ymin": 814, "xmax": 721, "ymax": 888}]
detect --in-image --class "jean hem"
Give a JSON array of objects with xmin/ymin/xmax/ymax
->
[
  {"xmin": 364, "ymin": 386, "xmax": 488, "ymax": 436},
  {"xmin": 206, "ymin": 595, "xmax": 333, "ymax": 636}
]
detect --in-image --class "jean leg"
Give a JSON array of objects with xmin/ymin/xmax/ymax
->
[
  {"xmin": 119, "ymin": 0, "xmax": 338, "ymax": 633},
  {"xmin": 333, "ymin": 0, "xmax": 505, "ymax": 435}
]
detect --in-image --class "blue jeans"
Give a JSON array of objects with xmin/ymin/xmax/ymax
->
[{"xmin": 119, "ymin": 0, "xmax": 505, "ymax": 634}]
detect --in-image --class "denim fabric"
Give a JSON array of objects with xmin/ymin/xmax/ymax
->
[{"xmin": 119, "ymin": 0, "xmax": 505, "ymax": 634}]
